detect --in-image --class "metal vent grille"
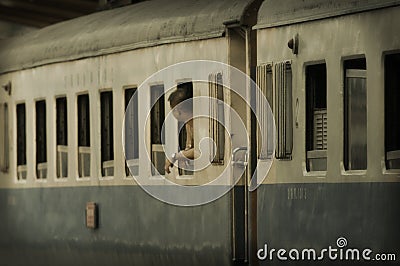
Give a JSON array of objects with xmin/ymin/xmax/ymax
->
[
  {"xmin": 313, "ymin": 109, "xmax": 327, "ymax": 150},
  {"xmin": 209, "ymin": 72, "xmax": 225, "ymax": 164},
  {"xmin": 256, "ymin": 64, "xmax": 273, "ymax": 160},
  {"xmin": 0, "ymin": 103, "xmax": 9, "ymax": 173},
  {"xmin": 274, "ymin": 61, "xmax": 293, "ymax": 159}
]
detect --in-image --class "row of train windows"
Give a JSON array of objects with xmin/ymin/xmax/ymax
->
[
  {"xmin": 10, "ymin": 89, "xmax": 138, "ymax": 180},
  {"xmin": 0, "ymin": 76, "xmax": 225, "ymax": 180},
  {"xmin": 256, "ymin": 53, "xmax": 400, "ymax": 171},
  {"xmin": 1, "ymin": 52, "xmax": 398, "ymax": 178}
]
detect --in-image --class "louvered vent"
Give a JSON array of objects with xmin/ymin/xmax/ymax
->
[
  {"xmin": 209, "ymin": 72, "xmax": 225, "ymax": 164},
  {"xmin": 313, "ymin": 109, "xmax": 327, "ymax": 150},
  {"xmin": 256, "ymin": 64, "xmax": 273, "ymax": 159},
  {"xmin": 275, "ymin": 61, "xmax": 293, "ymax": 159}
]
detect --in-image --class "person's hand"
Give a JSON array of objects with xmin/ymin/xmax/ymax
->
[{"xmin": 165, "ymin": 158, "xmax": 174, "ymax": 174}]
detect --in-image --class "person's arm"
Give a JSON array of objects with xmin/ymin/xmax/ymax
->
[
  {"xmin": 176, "ymin": 149, "xmax": 194, "ymax": 160},
  {"xmin": 183, "ymin": 122, "xmax": 194, "ymax": 159},
  {"xmin": 165, "ymin": 122, "xmax": 195, "ymax": 174},
  {"xmin": 164, "ymin": 149, "xmax": 194, "ymax": 174}
]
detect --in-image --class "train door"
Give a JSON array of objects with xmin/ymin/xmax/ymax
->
[
  {"xmin": 230, "ymin": 82, "xmax": 250, "ymax": 266},
  {"xmin": 228, "ymin": 26, "xmax": 272, "ymax": 265},
  {"xmin": 195, "ymin": 62, "xmax": 250, "ymax": 264},
  {"xmin": 227, "ymin": 27, "xmax": 252, "ymax": 265}
]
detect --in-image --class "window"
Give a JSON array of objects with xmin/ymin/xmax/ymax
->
[
  {"xmin": 100, "ymin": 91, "xmax": 114, "ymax": 177},
  {"xmin": 0, "ymin": 103, "xmax": 9, "ymax": 173},
  {"xmin": 56, "ymin": 97, "xmax": 68, "ymax": 178},
  {"xmin": 150, "ymin": 85, "xmax": 165, "ymax": 175},
  {"xmin": 385, "ymin": 53, "xmax": 400, "ymax": 169},
  {"xmin": 344, "ymin": 58, "xmax": 367, "ymax": 170},
  {"xmin": 209, "ymin": 73, "xmax": 225, "ymax": 164},
  {"xmin": 306, "ymin": 63, "xmax": 327, "ymax": 171},
  {"xmin": 36, "ymin": 100, "xmax": 47, "ymax": 179},
  {"xmin": 78, "ymin": 94, "xmax": 90, "ymax": 178},
  {"xmin": 275, "ymin": 61, "xmax": 293, "ymax": 159},
  {"xmin": 125, "ymin": 88, "xmax": 139, "ymax": 176},
  {"xmin": 256, "ymin": 64, "xmax": 274, "ymax": 160},
  {"xmin": 177, "ymin": 82, "xmax": 193, "ymax": 175},
  {"xmin": 16, "ymin": 103, "xmax": 26, "ymax": 180}
]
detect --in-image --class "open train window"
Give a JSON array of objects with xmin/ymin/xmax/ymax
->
[
  {"xmin": 150, "ymin": 85, "xmax": 165, "ymax": 176},
  {"xmin": 0, "ymin": 103, "xmax": 9, "ymax": 173},
  {"xmin": 384, "ymin": 53, "xmax": 400, "ymax": 169},
  {"xmin": 124, "ymin": 88, "xmax": 139, "ymax": 177},
  {"xmin": 56, "ymin": 97, "xmax": 68, "ymax": 178},
  {"xmin": 100, "ymin": 91, "xmax": 114, "ymax": 177},
  {"xmin": 344, "ymin": 58, "xmax": 367, "ymax": 171},
  {"xmin": 16, "ymin": 103, "xmax": 26, "ymax": 180},
  {"xmin": 209, "ymin": 73, "xmax": 225, "ymax": 164},
  {"xmin": 275, "ymin": 61, "xmax": 293, "ymax": 159},
  {"xmin": 177, "ymin": 81, "xmax": 194, "ymax": 175},
  {"xmin": 306, "ymin": 63, "xmax": 327, "ymax": 171},
  {"xmin": 256, "ymin": 64, "xmax": 274, "ymax": 160},
  {"xmin": 36, "ymin": 100, "xmax": 47, "ymax": 179},
  {"xmin": 78, "ymin": 94, "xmax": 90, "ymax": 178}
]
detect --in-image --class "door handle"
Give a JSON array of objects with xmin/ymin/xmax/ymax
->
[{"xmin": 231, "ymin": 147, "xmax": 248, "ymax": 168}]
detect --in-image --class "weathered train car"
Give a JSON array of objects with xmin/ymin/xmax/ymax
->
[
  {"xmin": 254, "ymin": 0, "xmax": 400, "ymax": 264},
  {"xmin": 0, "ymin": 0, "xmax": 261, "ymax": 265}
]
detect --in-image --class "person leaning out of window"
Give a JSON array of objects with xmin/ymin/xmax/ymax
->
[{"xmin": 165, "ymin": 87, "xmax": 194, "ymax": 174}]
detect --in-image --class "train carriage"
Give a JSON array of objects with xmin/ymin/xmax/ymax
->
[
  {"xmin": 254, "ymin": 0, "xmax": 400, "ymax": 264},
  {"xmin": 0, "ymin": 0, "xmax": 261, "ymax": 265}
]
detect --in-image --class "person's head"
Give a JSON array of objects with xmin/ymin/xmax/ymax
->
[{"xmin": 168, "ymin": 83, "xmax": 193, "ymax": 122}]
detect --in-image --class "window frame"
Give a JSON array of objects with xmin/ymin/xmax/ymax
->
[
  {"xmin": 150, "ymin": 84, "xmax": 166, "ymax": 176},
  {"xmin": 305, "ymin": 62, "xmax": 327, "ymax": 172},
  {"xmin": 343, "ymin": 58, "xmax": 367, "ymax": 171},
  {"xmin": 56, "ymin": 96, "xmax": 68, "ymax": 179},
  {"xmin": 77, "ymin": 93, "xmax": 91, "ymax": 178},
  {"xmin": 176, "ymin": 81, "xmax": 194, "ymax": 176},
  {"xmin": 35, "ymin": 99, "xmax": 47, "ymax": 179},
  {"xmin": 124, "ymin": 86, "xmax": 139, "ymax": 177},
  {"xmin": 384, "ymin": 52, "xmax": 400, "ymax": 170},
  {"xmin": 100, "ymin": 90, "xmax": 114, "ymax": 177},
  {"xmin": 16, "ymin": 102, "xmax": 27, "ymax": 180}
]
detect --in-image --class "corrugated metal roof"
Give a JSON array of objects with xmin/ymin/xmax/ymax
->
[
  {"xmin": 0, "ymin": 0, "xmax": 254, "ymax": 74},
  {"xmin": 255, "ymin": 0, "xmax": 400, "ymax": 29}
]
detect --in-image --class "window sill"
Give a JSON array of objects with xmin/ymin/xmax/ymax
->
[
  {"xmin": 302, "ymin": 162, "xmax": 326, "ymax": 178},
  {"xmin": 340, "ymin": 162, "xmax": 367, "ymax": 176},
  {"xmin": 76, "ymin": 176, "xmax": 91, "ymax": 181},
  {"xmin": 175, "ymin": 174, "xmax": 194, "ymax": 180},
  {"xmin": 381, "ymin": 160, "xmax": 400, "ymax": 175},
  {"xmin": 55, "ymin": 177, "xmax": 69, "ymax": 182}
]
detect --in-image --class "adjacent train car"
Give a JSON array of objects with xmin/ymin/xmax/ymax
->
[
  {"xmin": 0, "ymin": 0, "xmax": 261, "ymax": 265},
  {"xmin": 254, "ymin": 0, "xmax": 400, "ymax": 264}
]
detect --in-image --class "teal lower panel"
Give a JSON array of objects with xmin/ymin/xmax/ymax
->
[
  {"xmin": 4, "ymin": 182, "xmax": 397, "ymax": 265},
  {"xmin": 256, "ymin": 182, "xmax": 400, "ymax": 266},
  {"xmin": 0, "ymin": 186, "xmax": 232, "ymax": 266}
]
